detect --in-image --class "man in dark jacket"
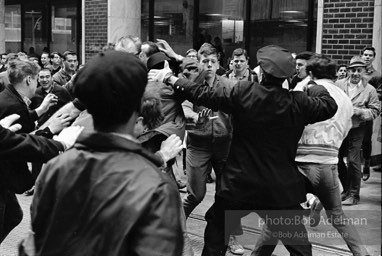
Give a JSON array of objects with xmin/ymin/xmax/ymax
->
[
  {"xmin": 31, "ymin": 50, "xmax": 183, "ymax": 256},
  {"xmin": 149, "ymin": 45, "xmax": 338, "ymax": 255}
]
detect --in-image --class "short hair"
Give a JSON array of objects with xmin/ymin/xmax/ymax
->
[
  {"xmin": 50, "ymin": 51, "xmax": 63, "ymax": 59},
  {"xmin": 41, "ymin": 51, "xmax": 50, "ymax": 57},
  {"xmin": 295, "ymin": 51, "xmax": 314, "ymax": 61},
  {"xmin": 197, "ymin": 43, "xmax": 217, "ymax": 59},
  {"xmin": 231, "ymin": 48, "xmax": 248, "ymax": 60},
  {"xmin": 63, "ymin": 51, "xmax": 77, "ymax": 61},
  {"xmin": 7, "ymin": 53, "xmax": 18, "ymax": 63},
  {"xmin": 8, "ymin": 60, "xmax": 41, "ymax": 84},
  {"xmin": 115, "ymin": 35, "xmax": 142, "ymax": 54},
  {"xmin": 1, "ymin": 53, "xmax": 7, "ymax": 58},
  {"xmin": 140, "ymin": 97, "xmax": 164, "ymax": 130},
  {"xmin": 186, "ymin": 48, "xmax": 197, "ymax": 55},
  {"xmin": 306, "ymin": 55, "xmax": 337, "ymax": 80},
  {"xmin": 361, "ymin": 46, "xmax": 376, "ymax": 57},
  {"xmin": 337, "ymin": 64, "xmax": 347, "ymax": 71},
  {"xmin": 39, "ymin": 68, "xmax": 52, "ymax": 75},
  {"xmin": 141, "ymin": 41, "xmax": 159, "ymax": 58}
]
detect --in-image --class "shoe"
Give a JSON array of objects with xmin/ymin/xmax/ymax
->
[
  {"xmin": 176, "ymin": 180, "xmax": 186, "ymax": 190},
  {"xmin": 229, "ymin": 236, "xmax": 244, "ymax": 255},
  {"xmin": 362, "ymin": 161, "xmax": 370, "ymax": 181},
  {"xmin": 309, "ymin": 198, "xmax": 323, "ymax": 227},
  {"xmin": 341, "ymin": 192, "xmax": 350, "ymax": 201},
  {"xmin": 342, "ymin": 196, "xmax": 359, "ymax": 206},
  {"xmin": 24, "ymin": 186, "xmax": 35, "ymax": 196}
]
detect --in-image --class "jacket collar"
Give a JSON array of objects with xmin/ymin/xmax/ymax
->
[{"xmin": 75, "ymin": 131, "xmax": 163, "ymax": 167}]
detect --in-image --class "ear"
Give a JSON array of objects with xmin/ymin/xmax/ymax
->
[
  {"xmin": 25, "ymin": 76, "xmax": 31, "ymax": 86},
  {"xmin": 135, "ymin": 116, "xmax": 144, "ymax": 124}
]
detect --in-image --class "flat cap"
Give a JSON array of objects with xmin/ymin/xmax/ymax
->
[
  {"xmin": 74, "ymin": 50, "xmax": 147, "ymax": 126},
  {"xmin": 348, "ymin": 56, "xmax": 367, "ymax": 68},
  {"xmin": 257, "ymin": 45, "xmax": 295, "ymax": 78}
]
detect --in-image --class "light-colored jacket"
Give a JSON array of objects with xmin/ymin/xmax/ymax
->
[
  {"xmin": 335, "ymin": 77, "xmax": 380, "ymax": 128},
  {"xmin": 295, "ymin": 79, "xmax": 353, "ymax": 164}
]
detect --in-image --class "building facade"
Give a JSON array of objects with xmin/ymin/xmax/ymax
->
[{"xmin": 0, "ymin": 0, "xmax": 381, "ymax": 157}]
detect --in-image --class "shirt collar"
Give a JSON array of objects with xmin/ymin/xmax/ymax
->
[
  {"xmin": 230, "ymin": 69, "xmax": 249, "ymax": 80},
  {"xmin": 110, "ymin": 132, "xmax": 140, "ymax": 144}
]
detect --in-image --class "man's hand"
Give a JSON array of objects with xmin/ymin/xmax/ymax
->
[
  {"xmin": 0, "ymin": 114, "xmax": 22, "ymax": 132},
  {"xmin": 196, "ymin": 108, "xmax": 212, "ymax": 124},
  {"xmin": 353, "ymin": 107, "xmax": 362, "ymax": 116},
  {"xmin": 158, "ymin": 134, "xmax": 183, "ymax": 163},
  {"xmin": 148, "ymin": 60, "xmax": 173, "ymax": 82},
  {"xmin": 47, "ymin": 113, "xmax": 72, "ymax": 134},
  {"xmin": 156, "ymin": 39, "xmax": 184, "ymax": 62},
  {"xmin": 53, "ymin": 126, "xmax": 84, "ymax": 149},
  {"xmin": 35, "ymin": 93, "xmax": 58, "ymax": 117}
]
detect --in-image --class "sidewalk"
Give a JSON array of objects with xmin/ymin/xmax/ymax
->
[{"xmin": 0, "ymin": 167, "xmax": 380, "ymax": 256}]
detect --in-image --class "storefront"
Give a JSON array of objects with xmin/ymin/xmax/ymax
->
[
  {"xmin": 4, "ymin": 0, "xmax": 81, "ymax": 59},
  {"xmin": 141, "ymin": 0, "xmax": 317, "ymax": 68}
]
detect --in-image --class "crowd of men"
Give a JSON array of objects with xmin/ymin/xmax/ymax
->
[{"xmin": 0, "ymin": 37, "xmax": 380, "ymax": 256}]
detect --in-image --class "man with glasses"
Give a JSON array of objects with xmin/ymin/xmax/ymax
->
[
  {"xmin": 336, "ymin": 56, "xmax": 380, "ymax": 206},
  {"xmin": 50, "ymin": 52, "xmax": 63, "ymax": 75}
]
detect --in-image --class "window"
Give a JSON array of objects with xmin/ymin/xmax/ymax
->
[
  {"xmin": 51, "ymin": 3, "xmax": 77, "ymax": 53},
  {"xmin": 5, "ymin": 5, "xmax": 21, "ymax": 53}
]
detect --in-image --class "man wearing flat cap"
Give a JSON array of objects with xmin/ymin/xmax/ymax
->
[
  {"xmin": 335, "ymin": 56, "xmax": 380, "ymax": 206},
  {"xmin": 149, "ymin": 45, "xmax": 338, "ymax": 255},
  {"xmin": 31, "ymin": 51, "xmax": 183, "ymax": 256}
]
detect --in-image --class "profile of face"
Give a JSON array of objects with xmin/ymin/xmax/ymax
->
[
  {"xmin": 64, "ymin": 54, "xmax": 78, "ymax": 72},
  {"xmin": 361, "ymin": 50, "xmax": 375, "ymax": 66},
  {"xmin": 27, "ymin": 74, "xmax": 39, "ymax": 98},
  {"xmin": 296, "ymin": 59, "xmax": 308, "ymax": 79},
  {"xmin": 41, "ymin": 53, "xmax": 50, "ymax": 65},
  {"xmin": 233, "ymin": 55, "xmax": 248, "ymax": 73},
  {"xmin": 186, "ymin": 51, "xmax": 197, "ymax": 60},
  {"xmin": 38, "ymin": 70, "xmax": 53, "ymax": 90},
  {"xmin": 52, "ymin": 54, "xmax": 62, "ymax": 66},
  {"xmin": 349, "ymin": 66, "xmax": 365, "ymax": 84},
  {"xmin": 337, "ymin": 66, "xmax": 347, "ymax": 80},
  {"xmin": 1, "ymin": 55, "xmax": 7, "ymax": 65},
  {"xmin": 133, "ymin": 116, "xmax": 146, "ymax": 137},
  {"xmin": 199, "ymin": 54, "xmax": 219, "ymax": 79}
]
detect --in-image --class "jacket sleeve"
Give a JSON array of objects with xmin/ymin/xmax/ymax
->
[
  {"xmin": 357, "ymin": 86, "xmax": 381, "ymax": 121},
  {"xmin": 182, "ymin": 100, "xmax": 198, "ymax": 123},
  {"xmin": 0, "ymin": 125, "xmax": 64, "ymax": 162},
  {"xmin": 173, "ymin": 77, "xmax": 239, "ymax": 114},
  {"xmin": 130, "ymin": 182, "xmax": 183, "ymax": 256},
  {"xmin": 295, "ymin": 84, "xmax": 338, "ymax": 125}
]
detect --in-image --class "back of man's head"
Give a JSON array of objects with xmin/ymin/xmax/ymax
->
[
  {"xmin": 306, "ymin": 55, "xmax": 337, "ymax": 80},
  {"xmin": 141, "ymin": 41, "xmax": 159, "ymax": 58},
  {"xmin": 8, "ymin": 60, "xmax": 40, "ymax": 85},
  {"xmin": 74, "ymin": 51, "xmax": 147, "ymax": 132}
]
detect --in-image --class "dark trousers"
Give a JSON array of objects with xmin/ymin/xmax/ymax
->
[
  {"xmin": 362, "ymin": 120, "xmax": 373, "ymax": 161},
  {"xmin": 338, "ymin": 126, "xmax": 365, "ymax": 199},
  {"xmin": 202, "ymin": 196, "xmax": 312, "ymax": 256},
  {"xmin": 0, "ymin": 190, "xmax": 23, "ymax": 243}
]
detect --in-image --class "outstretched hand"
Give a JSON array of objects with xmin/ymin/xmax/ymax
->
[{"xmin": 0, "ymin": 114, "xmax": 22, "ymax": 132}]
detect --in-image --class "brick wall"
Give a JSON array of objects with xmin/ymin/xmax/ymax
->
[
  {"xmin": 321, "ymin": 0, "xmax": 374, "ymax": 65},
  {"xmin": 85, "ymin": 0, "xmax": 108, "ymax": 62}
]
